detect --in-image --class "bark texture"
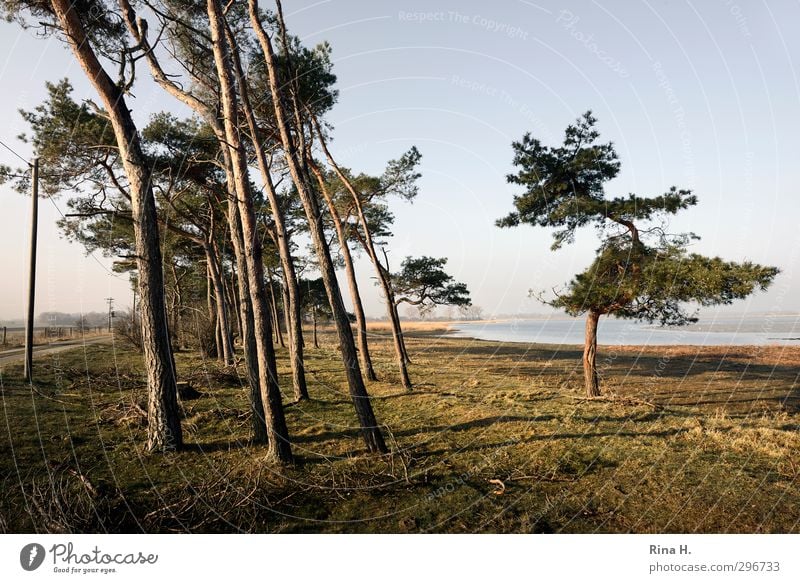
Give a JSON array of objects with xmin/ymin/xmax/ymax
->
[
  {"xmin": 52, "ymin": 0, "xmax": 182, "ymax": 451},
  {"xmin": 583, "ymin": 309, "xmax": 601, "ymax": 397},
  {"xmin": 207, "ymin": 0, "xmax": 292, "ymax": 462}
]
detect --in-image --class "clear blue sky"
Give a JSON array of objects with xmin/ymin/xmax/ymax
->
[{"xmin": 1, "ymin": 0, "xmax": 799, "ymax": 321}]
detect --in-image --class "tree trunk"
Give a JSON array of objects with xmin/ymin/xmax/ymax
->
[
  {"xmin": 250, "ymin": 0, "xmax": 387, "ymax": 453},
  {"xmin": 215, "ymin": 313, "xmax": 223, "ymax": 360},
  {"xmin": 227, "ymin": 271, "xmax": 242, "ymax": 344},
  {"xmin": 390, "ymin": 299, "xmax": 412, "ymax": 365},
  {"xmin": 227, "ymin": 199, "xmax": 268, "ymax": 443},
  {"xmin": 308, "ymin": 160, "xmax": 377, "ymax": 380},
  {"xmin": 281, "ymin": 282, "xmax": 294, "ymax": 347},
  {"xmin": 387, "ymin": 296, "xmax": 412, "ymax": 388},
  {"xmin": 170, "ymin": 262, "xmax": 183, "ymax": 349},
  {"xmin": 51, "ymin": 0, "xmax": 181, "ymax": 452},
  {"xmin": 208, "ymin": 0, "xmax": 292, "ymax": 463},
  {"xmin": 283, "ymin": 265, "xmax": 308, "ymax": 401},
  {"xmin": 278, "ymin": 261, "xmax": 307, "ymax": 399},
  {"xmin": 267, "ymin": 269, "xmax": 285, "ymax": 349},
  {"xmin": 310, "ymin": 117, "xmax": 412, "ymax": 389},
  {"xmin": 206, "ymin": 261, "xmax": 221, "ymax": 359},
  {"xmin": 206, "ymin": 259, "xmax": 215, "ymax": 319},
  {"xmin": 312, "ymin": 305, "xmax": 319, "ymax": 348},
  {"xmin": 223, "ymin": 18, "xmax": 308, "ymax": 402},
  {"xmin": 206, "ymin": 241, "xmax": 234, "ymax": 364},
  {"xmin": 583, "ymin": 309, "xmax": 601, "ymax": 397}
]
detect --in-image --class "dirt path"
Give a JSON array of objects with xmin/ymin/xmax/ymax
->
[{"xmin": 0, "ymin": 335, "xmax": 113, "ymax": 367}]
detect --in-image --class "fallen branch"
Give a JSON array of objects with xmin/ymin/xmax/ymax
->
[{"xmin": 488, "ymin": 478, "xmax": 506, "ymax": 495}]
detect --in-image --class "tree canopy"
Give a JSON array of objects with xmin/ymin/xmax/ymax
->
[
  {"xmin": 497, "ymin": 111, "xmax": 697, "ymax": 250},
  {"xmin": 498, "ymin": 111, "xmax": 779, "ymax": 395},
  {"xmin": 391, "ymin": 256, "xmax": 471, "ymax": 316}
]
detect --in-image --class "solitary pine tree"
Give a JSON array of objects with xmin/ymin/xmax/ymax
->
[
  {"xmin": 498, "ymin": 112, "xmax": 779, "ymax": 396},
  {"xmin": 391, "ymin": 256, "xmax": 472, "ymax": 317}
]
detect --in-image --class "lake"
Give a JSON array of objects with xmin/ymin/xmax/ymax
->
[{"xmin": 448, "ymin": 315, "xmax": 800, "ymax": 346}]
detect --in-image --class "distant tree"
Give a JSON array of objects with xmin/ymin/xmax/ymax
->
[
  {"xmin": 114, "ymin": 309, "xmax": 142, "ymax": 351},
  {"xmin": 74, "ymin": 316, "xmax": 88, "ymax": 334},
  {"xmin": 391, "ymin": 256, "xmax": 472, "ymax": 318},
  {"xmin": 460, "ymin": 305, "xmax": 485, "ymax": 321},
  {"xmin": 299, "ymin": 278, "xmax": 329, "ymax": 349},
  {"xmin": 498, "ymin": 111, "xmax": 779, "ymax": 396}
]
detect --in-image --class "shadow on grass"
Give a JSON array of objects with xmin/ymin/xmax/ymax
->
[
  {"xmin": 422, "ymin": 341, "xmax": 799, "ymax": 412},
  {"xmin": 181, "ymin": 441, "xmax": 253, "ymax": 453},
  {"xmin": 290, "ymin": 412, "xmax": 681, "ymax": 450},
  {"xmin": 415, "ymin": 427, "xmax": 693, "ymax": 459}
]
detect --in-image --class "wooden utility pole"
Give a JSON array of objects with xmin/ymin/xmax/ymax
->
[
  {"xmin": 105, "ymin": 297, "xmax": 114, "ymax": 332},
  {"xmin": 23, "ymin": 157, "xmax": 39, "ymax": 382}
]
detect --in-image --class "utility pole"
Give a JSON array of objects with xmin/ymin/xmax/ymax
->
[
  {"xmin": 23, "ymin": 157, "xmax": 39, "ymax": 382},
  {"xmin": 105, "ymin": 297, "xmax": 114, "ymax": 332}
]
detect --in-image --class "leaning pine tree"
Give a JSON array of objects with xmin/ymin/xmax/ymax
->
[
  {"xmin": 1, "ymin": 0, "xmax": 182, "ymax": 450},
  {"xmin": 497, "ymin": 111, "xmax": 779, "ymax": 397}
]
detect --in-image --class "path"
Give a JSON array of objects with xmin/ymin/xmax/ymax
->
[{"xmin": 0, "ymin": 335, "xmax": 113, "ymax": 367}]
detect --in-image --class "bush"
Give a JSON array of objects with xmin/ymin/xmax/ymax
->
[{"xmin": 113, "ymin": 311, "xmax": 142, "ymax": 351}]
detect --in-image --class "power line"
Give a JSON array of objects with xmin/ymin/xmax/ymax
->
[
  {"xmin": 0, "ymin": 139, "xmax": 125, "ymax": 281},
  {"xmin": 0, "ymin": 138, "xmax": 31, "ymax": 166}
]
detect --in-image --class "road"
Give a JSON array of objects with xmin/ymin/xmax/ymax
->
[{"xmin": 0, "ymin": 335, "xmax": 113, "ymax": 367}]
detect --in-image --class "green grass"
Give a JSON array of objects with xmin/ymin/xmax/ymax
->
[{"xmin": 1, "ymin": 328, "xmax": 798, "ymax": 533}]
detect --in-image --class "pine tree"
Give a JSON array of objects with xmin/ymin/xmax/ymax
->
[{"xmin": 498, "ymin": 112, "xmax": 779, "ymax": 396}]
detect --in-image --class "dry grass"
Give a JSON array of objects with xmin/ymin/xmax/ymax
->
[
  {"xmin": 365, "ymin": 320, "xmax": 455, "ymax": 333},
  {"xmin": 0, "ymin": 326, "xmax": 797, "ymax": 533},
  {"xmin": 0, "ymin": 328, "xmax": 108, "ymax": 349}
]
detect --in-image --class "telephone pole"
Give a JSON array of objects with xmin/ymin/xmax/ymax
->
[
  {"xmin": 23, "ymin": 157, "xmax": 39, "ymax": 382},
  {"xmin": 105, "ymin": 297, "xmax": 114, "ymax": 332}
]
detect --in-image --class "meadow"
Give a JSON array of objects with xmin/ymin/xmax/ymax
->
[{"xmin": 1, "ymin": 324, "xmax": 798, "ymax": 533}]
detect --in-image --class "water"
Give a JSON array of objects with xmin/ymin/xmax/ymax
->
[{"xmin": 448, "ymin": 315, "xmax": 800, "ymax": 346}]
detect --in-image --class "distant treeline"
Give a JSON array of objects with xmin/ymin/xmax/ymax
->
[{"xmin": 0, "ymin": 311, "xmax": 114, "ymax": 329}]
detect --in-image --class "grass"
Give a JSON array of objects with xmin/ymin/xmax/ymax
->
[{"xmin": 0, "ymin": 325, "xmax": 798, "ymax": 533}]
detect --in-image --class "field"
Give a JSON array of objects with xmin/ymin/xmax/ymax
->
[
  {"xmin": 0, "ymin": 326, "xmax": 107, "ymax": 349},
  {"xmin": 1, "ymin": 324, "xmax": 798, "ymax": 533}
]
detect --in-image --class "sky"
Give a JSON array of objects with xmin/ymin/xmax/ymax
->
[{"xmin": 1, "ymin": 0, "xmax": 799, "ymax": 322}]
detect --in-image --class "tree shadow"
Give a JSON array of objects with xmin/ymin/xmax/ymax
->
[
  {"xmin": 414, "ymin": 427, "xmax": 693, "ymax": 459},
  {"xmin": 392, "ymin": 414, "xmax": 558, "ymax": 437},
  {"xmin": 423, "ymin": 341, "xmax": 799, "ymax": 413},
  {"xmin": 290, "ymin": 414, "xmax": 557, "ymax": 446},
  {"xmin": 181, "ymin": 441, "xmax": 254, "ymax": 453}
]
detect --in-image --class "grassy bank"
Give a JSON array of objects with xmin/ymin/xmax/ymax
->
[{"xmin": 1, "ymin": 327, "xmax": 798, "ymax": 533}]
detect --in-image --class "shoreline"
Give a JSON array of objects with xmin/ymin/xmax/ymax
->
[
  {"xmin": 441, "ymin": 331, "xmax": 800, "ymax": 350},
  {"xmin": 365, "ymin": 320, "xmax": 800, "ymax": 350}
]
